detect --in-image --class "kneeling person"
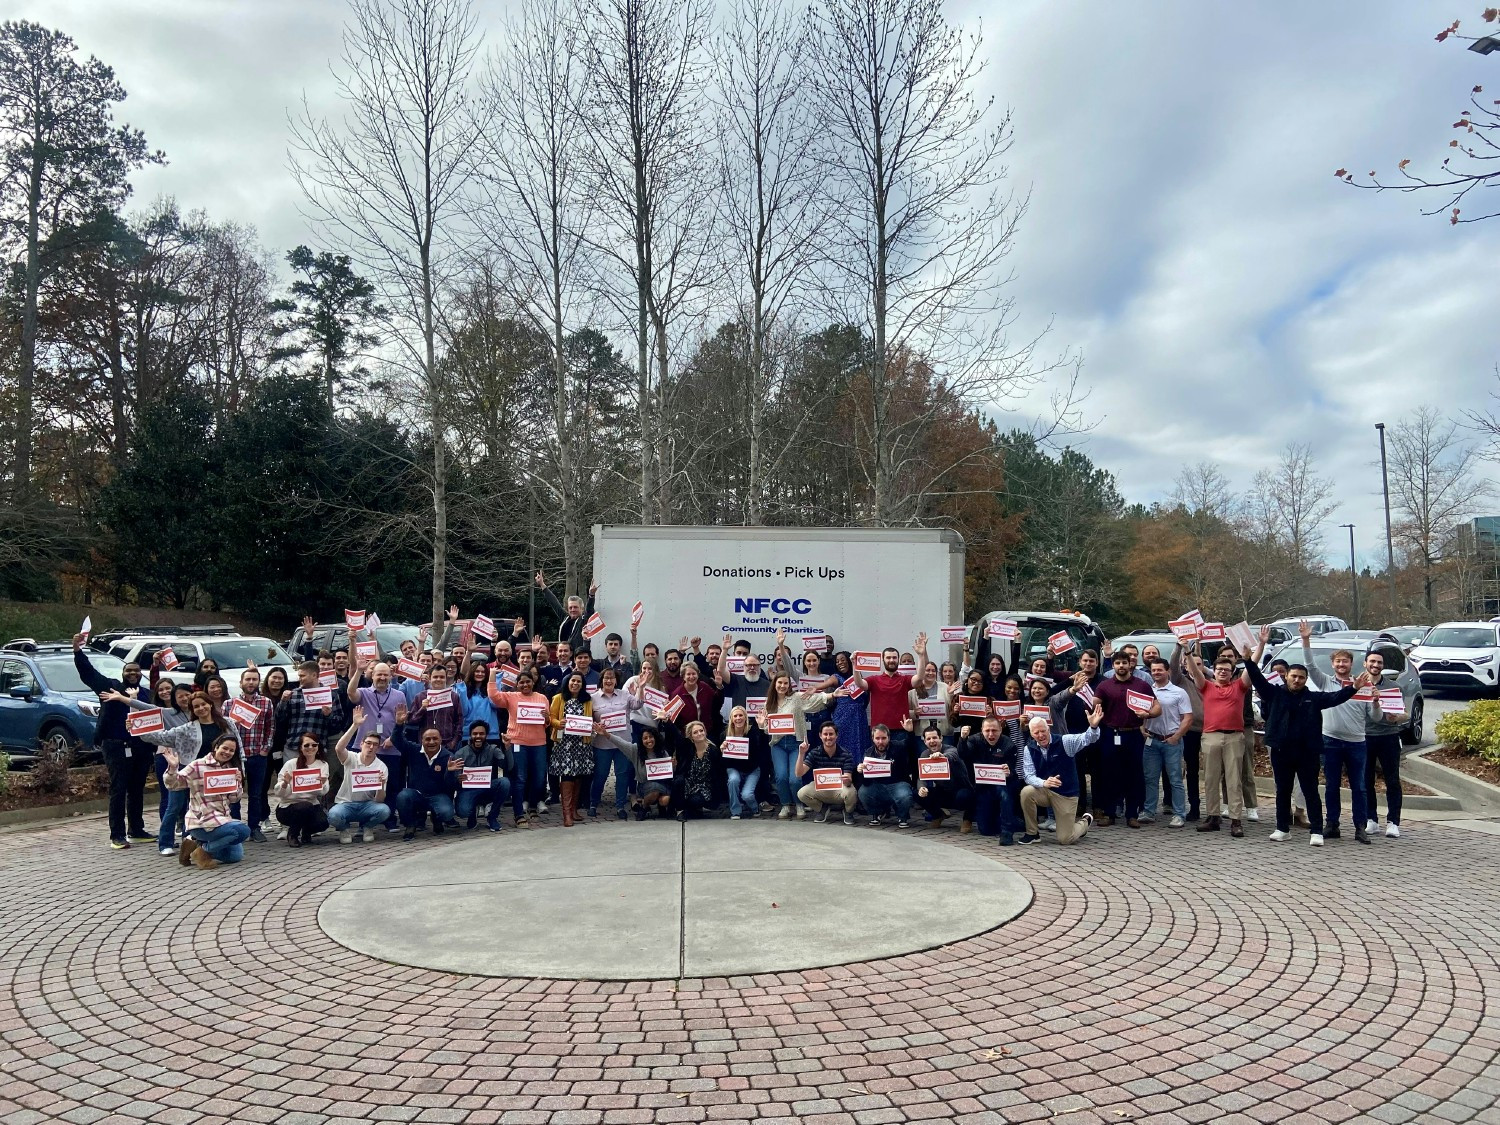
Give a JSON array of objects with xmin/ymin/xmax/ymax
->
[
  {"xmin": 1019, "ymin": 702, "xmax": 1103, "ymax": 844},
  {"xmin": 859, "ymin": 724, "xmax": 914, "ymax": 827},
  {"xmin": 453, "ymin": 720, "xmax": 513, "ymax": 832},
  {"xmin": 795, "ymin": 723, "xmax": 858, "ymax": 824}
]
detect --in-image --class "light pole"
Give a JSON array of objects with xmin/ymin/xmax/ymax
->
[
  {"xmin": 1376, "ymin": 422, "xmax": 1396, "ymax": 619},
  {"xmin": 1340, "ymin": 523, "xmax": 1358, "ymax": 629}
]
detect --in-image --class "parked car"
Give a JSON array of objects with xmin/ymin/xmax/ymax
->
[
  {"xmin": 101, "ymin": 629, "xmax": 295, "ymax": 699},
  {"xmin": 967, "ymin": 611, "xmax": 1108, "ymax": 678},
  {"xmin": 1380, "ymin": 625, "xmax": 1430, "ymax": 652},
  {"xmin": 1265, "ymin": 634, "xmax": 1424, "ymax": 745},
  {"xmin": 1267, "ymin": 614, "xmax": 1349, "ymax": 639},
  {"xmin": 0, "ymin": 643, "xmax": 121, "ymax": 766},
  {"xmin": 1409, "ymin": 621, "xmax": 1500, "ymax": 695},
  {"xmin": 287, "ymin": 621, "xmax": 423, "ymax": 661}
]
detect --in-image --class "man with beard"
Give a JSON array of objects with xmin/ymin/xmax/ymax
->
[{"xmin": 73, "ymin": 633, "xmax": 155, "ymax": 850}]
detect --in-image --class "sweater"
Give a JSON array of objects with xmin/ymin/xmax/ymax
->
[
  {"xmin": 1246, "ymin": 662, "xmax": 1353, "ymax": 752},
  {"xmin": 1305, "ymin": 656, "xmax": 1378, "ymax": 742}
]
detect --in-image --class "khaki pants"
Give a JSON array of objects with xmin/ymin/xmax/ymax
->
[
  {"xmin": 1201, "ymin": 731, "xmax": 1248, "ymax": 819},
  {"xmin": 1213, "ymin": 731, "xmax": 1259, "ymax": 811},
  {"xmin": 1020, "ymin": 786, "xmax": 1088, "ymax": 844},
  {"xmin": 797, "ymin": 782, "xmax": 856, "ymax": 811}
]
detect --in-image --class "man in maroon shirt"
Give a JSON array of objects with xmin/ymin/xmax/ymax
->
[
  {"xmin": 1092, "ymin": 652, "xmax": 1161, "ymax": 827},
  {"xmin": 853, "ymin": 633, "xmax": 929, "ymax": 764}
]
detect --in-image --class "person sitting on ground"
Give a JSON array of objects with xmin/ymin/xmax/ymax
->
[
  {"xmin": 452, "ymin": 719, "xmax": 513, "ymax": 833},
  {"xmin": 273, "ymin": 732, "xmax": 331, "ymax": 847},
  {"xmin": 328, "ymin": 708, "xmax": 392, "ymax": 842},
  {"xmin": 634, "ymin": 726, "xmax": 676, "ymax": 819},
  {"xmin": 162, "ymin": 735, "xmax": 251, "ymax": 869},
  {"xmin": 1018, "ymin": 704, "xmax": 1104, "ymax": 845},
  {"xmin": 857, "ymin": 723, "xmax": 914, "ymax": 828},
  {"xmin": 912, "ymin": 723, "xmax": 973, "ymax": 830},
  {"xmin": 659, "ymin": 719, "xmax": 723, "ymax": 820},
  {"xmin": 794, "ymin": 720, "xmax": 859, "ymax": 824}
]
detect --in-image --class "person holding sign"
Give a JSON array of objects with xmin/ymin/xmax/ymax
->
[
  {"xmin": 956, "ymin": 716, "xmax": 1020, "ymax": 844},
  {"xmin": 666, "ymin": 662, "xmax": 721, "ymax": 739},
  {"xmin": 72, "ymin": 633, "xmax": 156, "ymax": 851},
  {"xmin": 488, "ymin": 668, "xmax": 554, "ymax": 825},
  {"xmin": 411, "ymin": 664, "xmax": 463, "ymax": 750},
  {"xmin": 908, "ymin": 662, "xmax": 954, "ymax": 741},
  {"xmin": 720, "ymin": 706, "xmax": 769, "ymax": 819},
  {"xmin": 328, "ymin": 709, "xmax": 392, "ymax": 842},
  {"xmin": 276, "ymin": 662, "xmax": 340, "ymax": 785},
  {"xmin": 231, "ymin": 668, "xmax": 276, "ymax": 843},
  {"xmin": 163, "ymin": 735, "xmax": 250, "ymax": 869},
  {"xmin": 587, "ymin": 667, "xmax": 640, "ymax": 820},
  {"xmin": 656, "ymin": 719, "xmax": 723, "ymax": 819},
  {"xmin": 852, "ymin": 633, "xmax": 930, "ymax": 766},
  {"xmin": 1362, "ymin": 653, "xmax": 1408, "ymax": 839},
  {"xmin": 1186, "ymin": 645, "xmax": 1254, "ymax": 838},
  {"xmin": 912, "ymin": 724, "xmax": 972, "ymax": 829},
  {"xmin": 793, "ymin": 723, "xmax": 858, "ymax": 824},
  {"xmin": 548, "ymin": 672, "xmax": 596, "ymax": 827},
  {"xmin": 1296, "ymin": 621, "xmax": 1380, "ymax": 844},
  {"xmin": 452, "ymin": 720, "xmax": 513, "ymax": 832},
  {"xmin": 858, "ymin": 725, "xmax": 914, "ymax": 827},
  {"xmin": 633, "ymin": 727, "xmax": 676, "ymax": 818},
  {"xmin": 389, "ymin": 722, "xmax": 457, "ymax": 839},
  {"xmin": 535, "ymin": 571, "xmax": 599, "ymax": 654},
  {"xmin": 1094, "ymin": 652, "xmax": 1162, "ymax": 828},
  {"xmin": 762, "ymin": 670, "xmax": 837, "ymax": 819},
  {"xmin": 273, "ymin": 733, "xmax": 331, "ymax": 847},
  {"xmin": 1018, "ymin": 704, "xmax": 1104, "ymax": 845}
]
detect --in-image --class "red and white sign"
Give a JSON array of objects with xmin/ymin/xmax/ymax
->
[
  {"xmin": 304, "ymin": 686, "xmax": 334, "ymax": 708},
  {"xmin": 515, "ymin": 701, "xmax": 547, "ymax": 724},
  {"xmin": 641, "ymin": 686, "xmax": 669, "ymax": 710},
  {"xmin": 126, "ymin": 708, "xmax": 165, "ymax": 736},
  {"xmin": 802, "ymin": 633, "xmax": 827, "ymax": 652},
  {"xmin": 1378, "ymin": 688, "xmax": 1405, "ymax": 712},
  {"xmin": 798, "ymin": 676, "xmax": 825, "ymax": 692},
  {"xmin": 499, "ymin": 663, "xmax": 519, "ymax": 688},
  {"xmin": 1126, "ymin": 689, "xmax": 1156, "ymax": 715},
  {"xmin": 1265, "ymin": 671, "xmax": 1285, "ymax": 686},
  {"xmin": 1024, "ymin": 704, "xmax": 1051, "ymax": 720},
  {"xmin": 471, "ymin": 614, "xmax": 497, "ymax": 641},
  {"xmin": 853, "ymin": 651, "xmax": 883, "ymax": 673},
  {"xmin": 746, "ymin": 696, "xmax": 766, "ymax": 717},
  {"xmin": 727, "ymin": 655, "xmax": 746, "ymax": 675},
  {"xmin": 601, "ymin": 709, "xmax": 628, "ymax": 733},
  {"xmin": 917, "ymin": 757, "xmax": 951, "ymax": 781},
  {"xmin": 366, "ymin": 611, "xmax": 381, "ymax": 631},
  {"xmin": 766, "ymin": 713, "xmax": 796, "ymax": 737},
  {"xmin": 345, "ymin": 609, "xmax": 366, "ymax": 630},
  {"xmin": 159, "ymin": 647, "xmax": 180, "ymax": 670},
  {"xmin": 203, "ymin": 768, "xmax": 239, "ymax": 796},
  {"xmin": 838, "ymin": 675, "xmax": 865, "ymax": 699},
  {"xmin": 581, "ymin": 613, "xmax": 606, "ymax": 640},
  {"xmin": 1225, "ymin": 621, "xmax": 1257, "ymax": 657},
  {"xmin": 645, "ymin": 758, "xmax": 674, "ymax": 781},
  {"xmin": 973, "ymin": 762, "xmax": 1009, "ymax": 785},
  {"xmin": 1352, "ymin": 686, "xmax": 1376, "ymax": 703},
  {"xmin": 897, "ymin": 662, "xmax": 917, "ymax": 677},
  {"xmin": 350, "ymin": 767, "xmax": 384, "ymax": 793},
  {"xmin": 861, "ymin": 757, "xmax": 892, "ymax": 778},
  {"xmin": 421, "ymin": 687, "xmax": 452, "ymax": 711},
  {"xmin": 987, "ymin": 619, "xmax": 1019, "ymax": 640},
  {"xmin": 630, "ymin": 601, "xmax": 644, "ymax": 627},
  {"xmin": 396, "ymin": 657, "xmax": 426, "ymax": 679},
  {"xmin": 461, "ymin": 767, "xmax": 491, "ymax": 789},
  {"xmin": 1075, "ymin": 683, "xmax": 1096, "ymax": 709},
  {"xmin": 355, "ymin": 639, "xmax": 378, "ymax": 660},
  {"xmin": 1168, "ymin": 614, "xmax": 1201, "ymax": 642},
  {"xmin": 1198, "ymin": 622, "xmax": 1226, "ymax": 643},
  {"xmin": 940, "ymin": 625, "xmax": 968, "ymax": 645},
  {"xmin": 916, "ymin": 697, "xmax": 947, "ymax": 719},
  {"xmin": 993, "ymin": 700, "xmax": 1022, "ymax": 720},
  {"xmin": 226, "ymin": 698, "xmax": 260, "ymax": 728},
  {"xmin": 722, "ymin": 737, "xmax": 750, "ymax": 760},
  {"xmin": 564, "ymin": 712, "xmax": 594, "ymax": 737},
  {"xmin": 1048, "ymin": 631, "xmax": 1077, "ymax": 656},
  {"xmin": 319, "ymin": 671, "xmax": 338, "ymax": 687},
  {"xmin": 660, "ymin": 696, "xmax": 685, "ymax": 722},
  {"xmin": 813, "ymin": 767, "xmax": 844, "ymax": 791},
  {"xmin": 958, "ymin": 695, "xmax": 990, "ymax": 717},
  {"xmin": 291, "ymin": 768, "xmax": 322, "ymax": 794}
]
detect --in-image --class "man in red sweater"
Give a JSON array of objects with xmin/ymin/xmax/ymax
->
[
  {"xmin": 853, "ymin": 633, "xmax": 929, "ymax": 765},
  {"xmin": 1188, "ymin": 647, "xmax": 1253, "ymax": 837}
]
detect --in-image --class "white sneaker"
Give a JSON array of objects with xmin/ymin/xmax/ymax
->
[
  {"xmin": 730, "ymin": 814, "xmax": 741, "ymax": 821},
  {"xmin": 339, "ymin": 831, "xmax": 353, "ymax": 844},
  {"xmin": 1309, "ymin": 833, "xmax": 1324, "ymax": 847},
  {"xmin": 1386, "ymin": 823, "xmax": 1401, "ymax": 838},
  {"xmin": 1365, "ymin": 819, "xmax": 1378, "ymax": 834},
  {"xmin": 1041, "ymin": 817, "xmax": 1056, "ymax": 832},
  {"xmin": 777, "ymin": 805, "xmax": 791, "ymax": 820},
  {"xmin": 159, "ymin": 846, "xmax": 176, "ymax": 856},
  {"xmin": 1268, "ymin": 829, "xmax": 1289, "ymax": 842},
  {"xmin": 277, "ymin": 827, "xmax": 289, "ymax": 841},
  {"xmin": 795, "ymin": 805, "xmax": 807, "ymax": 820},
  {"xmin": 537, "ymin": 801, "xmax": 549, "ymax": 814},
  {"xmin": 1137, "ymin": 814, "xmax": 1155, "ymax": 824},
  {"xmin": 1168, "ymin": 815, "xmax": 1184, "ymax": 828},
  {"xmin": 362, "ymin": 828, "xmax": 376, "ymax": 842},
  {"xmin": 1246, "ymin": 808, "xmax": 1259, "ymax": 822}
]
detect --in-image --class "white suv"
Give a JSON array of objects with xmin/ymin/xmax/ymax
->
[
  {"xmin": 1409, "ymin": 621, "xmax": 1500, "ymax": 694},
  {"xmin": 100, "ymin": 631, "xmax": 296, "ymax": 699}
]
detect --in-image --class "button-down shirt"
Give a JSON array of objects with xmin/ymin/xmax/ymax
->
[{"xmin": 233, "ymin": 692, "xmax": 275, "ymax": 758}]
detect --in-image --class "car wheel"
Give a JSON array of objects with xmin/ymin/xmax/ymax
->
[
  {"xmin": 1400, "ymin": 697, "xmax": 1423, "ymax": 746},
  {"xmin": 38, "ymin": 724, "xmax": 74, "ymax": 761}
]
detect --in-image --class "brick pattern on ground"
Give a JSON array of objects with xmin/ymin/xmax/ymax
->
[{"xmin": 2, "ymin": 816, "xmax": 1499, "ymax": 1125}]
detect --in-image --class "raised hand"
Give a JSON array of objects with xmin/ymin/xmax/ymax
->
[
  {"xmin": 914, "ymin": 631, "xmax": 929, "ymax": 654},
  {"xmin": 162, "ymin": 748, "xmax": 180, "ymax": 770},
  {"xmin": 302, "ymin": 615, "xmax": 315, "ymax": 634},
  {"xmin": 1088, "ymin": 701, "xmax": 1104, "ymax": 728},
  {"xmin": 447, "ymin": 604, "xmax": 460, "ymax": 622},
  {"xmin": 535, "ymin": 570, "xmax": 546, "ymax": 589},
  {"xmin": 588, "ymin": 581, "xmax": 599, "ymax": 597},
  {"xmin": 1298, "ymin": 619, "xmax": 1312, "ymax": 643},
  {"xmin": 353, "ymin": 704, "xmax": 366, "ymax": 726},
  {"xmin": 1258, "ymin": 624, "xmax": 1271, "ymax": 646},
  {"xmin": 395, "ymin": 703, "xmax": 408, "ymax": 724}
]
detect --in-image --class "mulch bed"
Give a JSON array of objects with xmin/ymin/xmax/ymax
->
[
  {"xmin": 1425, "ymin": 746, "xmax": 1500, "ymax": 788},
  {"xmin": 1248, "ymin": 743, "xmax": 1434, "ymax": 795},
  {"xmin": 0, "ymin": 765, "xmax": 111, "ymax": 815}
]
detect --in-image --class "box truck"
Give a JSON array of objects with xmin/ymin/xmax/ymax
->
[{"xmin": 590, "ymin": 525, "xmax": 965, "ymax": 655}]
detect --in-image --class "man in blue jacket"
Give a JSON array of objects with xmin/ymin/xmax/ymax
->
[
  {"xmin": 1018, "ymin": 703, "xmax": 1104, "ymax": 845},
  {"xmin": 73, "ymin": 633, "xmax": 154, "ymax": 850}
]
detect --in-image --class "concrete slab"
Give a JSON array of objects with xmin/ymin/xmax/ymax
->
[{"xmin": 318, "ymin": 820, "xmax": 1032, "ymax": 980}]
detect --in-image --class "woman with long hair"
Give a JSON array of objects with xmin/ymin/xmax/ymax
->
[
  {"xmin": 721, "ymin": 705, "xmax": 770, "ymax": 820},
  {"xmin": 273, "ymin": 731, "xmax": 331, "ymax": 846},
  {"xmin": 664, "ymin": 719, "xmax": 723, "ymax": 820},
  {"xmin": 202, "ymin": 675, "xmax": 230, "ymax": 709},
  {"xmin": 192, "ymin": 658, "xmax": 221, "ymax": 693},
  {"xmin": 762, "ymin": 671, "xmax": 835, "ymax": 821},
  {"xmin": 461, "ymin": 660, "xmax": 501, "ymax": 747},
  {"xmin": 587, "ymin": 666, "xmax": 639, "ymax": 819},
  {"xmin": 633, "ymin": 726, "xmax": 675, "ymax": 818},
  {"xmin": 548, "ymin": 672, "xmax": 595, "ymax": 826},
  {"xmin": 489, "ymin": 668, "xmax": 553, "ymax": 826},
  {"xmin": 162, "ymin": 734, "xmax": 250, "ymax": 869},
  {"xmin": 624, "ymin": 656, "xmax": 662, "ymax": 741}
]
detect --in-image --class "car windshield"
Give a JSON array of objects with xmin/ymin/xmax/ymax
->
[
  {"xmin": 40, "ymin": 654, "xmax": 123, "ymax": 692},
  {"xmin": 374, "ymin": 624, "xmax": 420, "ymax": 653},
  {"xmin": 202, "ymin": 639, "xmax": 295, "ymax": 666},
  {"xmin": 1384, "ymin": 627, "xmax": 1425, "ymax": 643},
  {"xmin": 1422, "ymin": 627, "xmax": 1498, "ymax": 649}
]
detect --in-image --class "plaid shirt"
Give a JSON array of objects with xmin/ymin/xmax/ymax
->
[
  {"xmin": 233, "ymin": 692, "xmax": 276, "ymax": 757},
  {"xmin": 165, "ymin": 757, "xmax": 242, "ymax": 830},
  {"xmin": 276, "ymin": 687, "xmax": 339, "ymax": 752}
]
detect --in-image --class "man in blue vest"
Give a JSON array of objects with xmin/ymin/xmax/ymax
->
[{"xmin": 1018, "ymin": 702, "xmax": 1104, "ymax": 845}]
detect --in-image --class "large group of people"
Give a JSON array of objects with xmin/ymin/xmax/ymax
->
[{"xmin": 72, "ymin": 578, "xmax": 1408, "ymax": 868}]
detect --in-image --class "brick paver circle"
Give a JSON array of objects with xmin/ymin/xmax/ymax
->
[
  {"xmin": 317, "ymin": 822, "xmax": 1034, "ymax": 980},
  {"xmin": 2, "ymin": 815, "xmax": 1499, "ymax": 1125}
]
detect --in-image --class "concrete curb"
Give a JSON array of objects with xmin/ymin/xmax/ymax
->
[
  {"xmin": 0, "ymin": 798, "xmax": 109, "ymax": 829},
  {"xmin": 1405, "ymin": 750, "xmax": 1500, "ymax": 816},
  {"xmin": 1251, "ymin": 776, "xmax": 1461, "ymax": 812}
]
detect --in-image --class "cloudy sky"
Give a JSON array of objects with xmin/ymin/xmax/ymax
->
[{"xmin": 18, "ymin": 0, "xmax": 1500, "ymax": 566}]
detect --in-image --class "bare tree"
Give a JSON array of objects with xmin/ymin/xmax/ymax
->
[
  {"xmin": 712, "ymin": 0, "xmax": 830, "ymax": 522},
  {"xmin": 1244, "ymin": 442, "xmax": 1338, "ymax": 571},
  {"xmin": 1387, "ymin": 405, "xmax": 1494, "ymax": 615},
  {"xmin": 475, "ymin": 0, "xmax": 596, "ymax": 588},
  {"xmin": 577, "ymin": 0, "xmax": 716, "ymax": 524},
  {"xmin": 290, "ymin": 0, "xmax": 483, "ymax": 627},
  {"xmin": 1170, "ymin": 460, "xmax": 1235, "ymax": 519},
  {"xmin": 803, "ymin": 0, "xmax": 1070, "ymax": 525}
]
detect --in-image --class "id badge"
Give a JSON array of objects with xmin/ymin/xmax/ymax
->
[
  {"xmin": 376, "ymin": 721, "xmax": 384, "ymax": 736},
  {"xmin": 123, "ymin": 745, "xmax": 131, "ymax": 758},
  {"xmin": 1114, "ymin": 734, "xmax": 1122, "ymax": 747}
]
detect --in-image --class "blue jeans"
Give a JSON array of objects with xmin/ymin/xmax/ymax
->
[
  {"xmin": 1323, "ymin": 736, "xmax": 1368, "ymax": 829},
  {"xmin": 861, "ymin": 780, "xmax": 913, "ymax": 820},
  {"xmin": 726, "ymin": 767, "xmax": 761, "ymax": 816},
  {"xmin": 770, "ymin": 735, "xmax": 800, "ymax": 805},
  {"xmin": 188, "ymin": 821, "xmax": 251, "ymax": 864},
  {"xmin": 157, "ymin": 787, "xmax": 187, "ymax": 851},
  {"xmin": 456, "ymin": 779, "xmax": 513, "ymax": 826},
  {"xmin": 589, "ymin": 747, "xmax": 636, "ymax": 812},
  {"xmin": 512, "ymin": 745, "xmax": 548, "ymax": 817},
  {"xmin": 328, "ymin": 801, "xmax": 393, "ymax": 829},
  {"xmin": 396, "ymin": 788, "xmax": 456, "ymax": 830},
  {"xmin": 1142, "ymin": 737, "xmax": 1187, "ymax": 819},
  {"xmin": 154, "ymin": 753, "xmax": 170, "ymax": 820},
  {"xmin": 973, "ymin": 783, "xmax": 1014, "ymax": 836},
  {"xmin": 377, "ymin": 752, "xmax": 405, "ymax": 828}
]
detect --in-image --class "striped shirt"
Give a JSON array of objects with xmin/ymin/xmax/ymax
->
[{"xmin": 234, "ymin": 692, "xmax": 275, "ymax": 757}]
